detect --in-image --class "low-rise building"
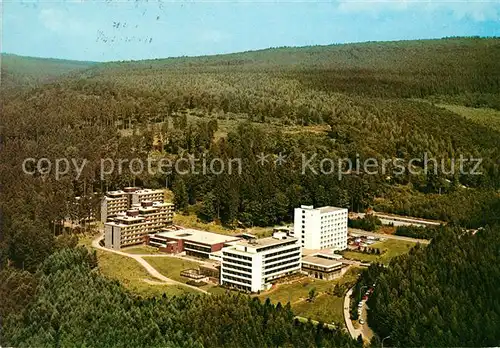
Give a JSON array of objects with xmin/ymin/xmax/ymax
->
[
  {"xmin": 104, "ymin": 200, "xmax": 174, "ymax": 250},
  {"xmin": 293, "ymin": 205, "xmax": 348, "ymax": 250},
  {"xmin": 101, "ymin": 187, "xmax": 166, "ymax": 222},
  {"xmin": 301, "ymin": 254, "xmax": 346, "ymax": 280},
  {"xmin": 220, "ymin": 232, "xmax": 302, "ymax": 293},
  {"xmin": 147, "ymin": 228, "xmax": 241, "ymax": 258}
]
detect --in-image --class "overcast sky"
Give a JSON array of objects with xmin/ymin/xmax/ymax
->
[{"xmin": 3, "ymin": 0, "xmax": 500, "ymax": 62}]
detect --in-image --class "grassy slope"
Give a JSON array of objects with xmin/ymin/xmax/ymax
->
[
  {"xmin": 142, "ymin": 257, "xmax": 202, "ymax": 283},
  {"xmin": 77, "ymin": 235, "xmax": 196, "ymax": 296},
  {"xmin": 143, "ymin": 256, "xmax": 225, "ymax": 293},
  {"xmin": 96, "ymin": 250, "xmax": 197, "ymax": 297},
  {"xmin": 258, "ymin": 267, "xmax": 362, "ymax": 326},
  {"xmin": 121, "ymin": 245, "xmax": 162, "ymax": 255},
  {"xmin": 342, "ymin": 239, "xmax": 417, "ymax": 264}
]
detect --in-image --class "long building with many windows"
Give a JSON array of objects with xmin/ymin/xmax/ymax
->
[
  {"xmin": 100, "ymin": 187, "xmax": 166, "ymax": 222},
  {"xmin": 293, "ymin": 205, "xmax": 348, "ymax": 250},
  {"xmin": 220, "ymin": 232, "xmax": 301, "ymax": 293},
  {"xmin": 104, "ymin": 200, "xmax": 174, "ymax": 250},
  {"xmin": 146, "ymin": 228, "xmax": 241, "ymax": 258}
]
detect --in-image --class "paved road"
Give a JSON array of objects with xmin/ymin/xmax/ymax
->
[
  {"xmin": 343, "ymin": 287, "xmax": 373, "ymax": 343},
  {"xmin": 344, "ymin": 287, "xmax": 359, "ymax": 339},
  {"xmin": 352, "ymin": 211, "xmax": 442, "ymax": 227},
  {"xmin": 91, "ymin": 234, "xmax": 208, "ymax": 294},
  {"xmin": 374, "ymin": 212, "xmax": 442, "ymax": 226},
  {"xmin": 349, "ymin": 228, "xmax": 430, "ymax": 245}
]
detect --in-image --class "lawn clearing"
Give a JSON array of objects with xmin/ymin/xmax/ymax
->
[
  {"xmin": 142, "ymin": 256, "xmax": 203, "ymax": 283},
  {"xmin": 122, "ymin": 245, "xmax": 161, "ymax": 255},
  {"xmin": 206, "ymin": 286, "xmax": 242, "ymax": 296},
  {"xmin": 342, "ymin": 238, "xmax": 417, "ymax": 264},
  {"xmin": 373, "ymin": 239, "xmax": 417, "ymax": 262},
  {"xmin": 342, "ymin": 251, "xmax": 379, "ymax": 263},
  {"xmin": 292, "ymin": 294, "xmax": 345, "ymax": 325},
  {"xmin": 256, "ymin": 267, "xmax": 361, "ymax": 326},
  {"xmin": 96, "ymin": 251, "xmax": 197, "ymax": 297}
]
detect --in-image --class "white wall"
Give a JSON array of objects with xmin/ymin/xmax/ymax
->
[
  {"xmin": 250, "ymin": 253, "xmax": 263, "ymax": 292},
  {"xmin": 100, "ymin": 199, "xmax": 108, "ymax": 223},
  {"xmin": 221, "ymin": 239, "xmax": 301, "ymax": 292},
  {"xmin": 294, "ymin": 206, "xmax": 321, "ymax": 249},
  {"xmin": 294, "ymin": 206, "xmax": 348, "ymax": 251},
  {"xmin": 104, "ymin": 224, "xmax": 122, "ymax": 250},
  {"xmin": 104, "ymin": 224, "xmax": 113, "ymax": 248}
]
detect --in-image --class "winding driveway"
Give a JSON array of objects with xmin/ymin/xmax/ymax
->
[
  {"xmin": 344, "ymin": 287, "xmax": 373, "ymax": 342},
  {"xmin": 344, "ymin": 287, "xmax": 359, "ymax": 339},
  {"xmin": 91, "ymin": 233, "xmax": 208, "ymax": 294}
]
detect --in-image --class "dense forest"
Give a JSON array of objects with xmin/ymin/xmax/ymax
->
[
  {"xmin": 0, "ymin": 54, "xmax": 95, "ymax": 91},
  {"xmin": 366, "ymin": 226, "xmax": 500, "ymax": 346},
  {"xmin": 1, "ymin": 37, "xmax": 500, "ymax": 346},
  {"xmin": 2, "ymin": 38, "xmax": 500, "ymax": 232},
  {"xmin": 1, "ymin": 247, "xmax": 358, "ymax": 347}
]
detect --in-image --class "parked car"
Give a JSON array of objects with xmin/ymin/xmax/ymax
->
[
  {"xmin": 358, "ymin": 302, "xmax": 363, "ymax": 307},
  {"xmin": 359, "ymin": 319, "xmax": 365, "ymax": 324},
  {"xmin": 362, "ymin": 295, "xmax": 368, "ymax": 301}
]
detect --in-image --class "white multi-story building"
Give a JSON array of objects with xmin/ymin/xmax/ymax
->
[
  {"xmin": 293, "ymin": 205, "xmax": 348, "ymax": 250},
  {"xmin": 220, "ymin": 232, "xmax": 301, "ymax": 293},
  {"xmin": 100, "ymin": 187, "xmax": 166, "ymax": 222},
  {"xmin": 104, "ymin": 200, "xmax": 174, "ymax": 250}
]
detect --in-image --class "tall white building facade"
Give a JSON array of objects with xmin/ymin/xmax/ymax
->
[
  {"xmin": 293, "ymin": 205, "xmax": 348, "ymax": 250},
  {"xmin": 220, "ymin": 232, "xmax": 301, "ymax": 293}
]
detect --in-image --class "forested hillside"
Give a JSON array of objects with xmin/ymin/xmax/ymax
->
[
  {"xmin": 3, "ymin": 38, "xmax": 499, "ymax": 231},
  {"xmin": 88, "ymin": 37, "xmax": 500, "ymax": 107},
  {"xmin": 1, "ymin": 53, "xmax": 95, "ymax": 91},
  {"xmin": 1, "ymin": 247, "xmax": 358, "ymax": 347},
  {"xmin": 1, "ymin": 38, "xmax": 500, "ymax": 346},
  {"xmin": 366, "ymin": 226, "xmax": 500, "ymax": 346}
]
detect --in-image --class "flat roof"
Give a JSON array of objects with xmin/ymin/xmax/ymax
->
[
  {"xmin": 302, "ymin": 255, "xmax": 343, "ymax": 268},
  {"xmin": 135, "ymin": 188, "xmax": 164, "ymax": 194},
  {"xmin": 138, "ymin": 202, "xmax": 172, "ymax": 211},
  {"xmin": 233, "ymin": 235, "xmax": 297, "ymax": 248},
  {"xmin": 235, "ymin": 232, "xmax": 258, "ymax": 239},
  {"xmin": 318, "ymin": 206, "xmax": 347, "ymax": 214},
  {"xmin": 155, "ymin": 228, "xmax": 241, "ymax": 246},
  {"xmin": 153, "ymin": 201, "xmax": 173, "ymax": 206},
  {"xmin": 299, "ymin": 205, "xmax": 347, "ymax": 213},
  {"xmin": 105, "ymin": 188, "xmax": 165, "ymax": 196}
]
